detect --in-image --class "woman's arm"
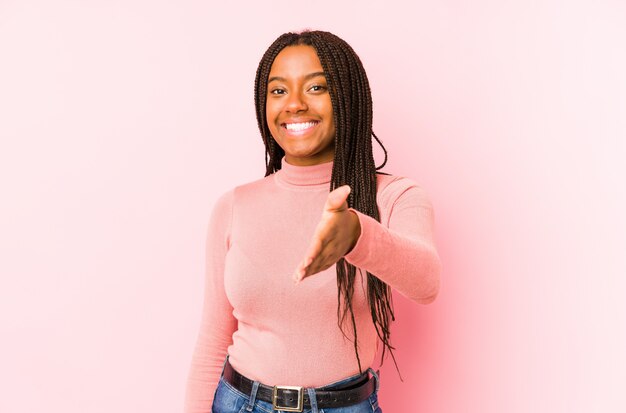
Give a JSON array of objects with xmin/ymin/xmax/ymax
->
[
  {"xmin": 344, "ymin": 179, "xmax": 442, "ymax": 304},
  {"xmin": 184, "ymin": 189, "xmax": 237, "ymax": 413}
]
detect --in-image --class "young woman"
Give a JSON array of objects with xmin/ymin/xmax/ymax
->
[{"xmin": 185, "ymin": 30, "xmax": 442, "ymax": 413}]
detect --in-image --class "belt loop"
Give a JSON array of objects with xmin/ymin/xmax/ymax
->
[
  {"xmin": 220, "ymin": 354, "xmax": 229, "ymax": 377},
  {"xmin": 367, "ymin": 367, "xmax": 381, "ymax": 393},
  {"xmin": 245, "ymin": 380, "xmax": 260, "ymax": 411},
  {"xmin": 306, "ymin": 387, "xmax": 319, "ymax": 413}
]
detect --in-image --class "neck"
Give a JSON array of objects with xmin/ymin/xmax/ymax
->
[{"xmin": 274, "ymin": 156, "xmax": 333, "ymax": 188}]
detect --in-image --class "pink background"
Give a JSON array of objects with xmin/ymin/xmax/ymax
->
[{"xmin": 1, "ymin": 1, "xmax": 625, "ymax": 412}]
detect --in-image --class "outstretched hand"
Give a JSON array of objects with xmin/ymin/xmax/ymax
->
[{"xmin": 293, "ymin": 185, "xmax": 361, "ymax": 284}]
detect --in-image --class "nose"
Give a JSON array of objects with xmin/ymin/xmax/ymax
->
[{"xmin": 285, "ymin": 90, "xmax": 308, "ymax": 113}]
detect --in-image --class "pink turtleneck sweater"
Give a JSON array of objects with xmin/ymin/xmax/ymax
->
[{"xmin": 184, "ymin": 157, "xmax": 441, "ymax": 412}]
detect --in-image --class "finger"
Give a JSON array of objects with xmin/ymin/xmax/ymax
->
[
  {"xmin": 302, "ymin": 235, "xmax": 345, "ymax": 279},
  {"xmin": 324, "ymin": 185, "xmax": 351, "ymax": 213},
  {"xmin": 300, "ymin": 255, "xmax": 318, "ymax": 279},
  {"xmin": 308, "ymin": 249, "xmax": 337, "ymax": 277},
  {"xmin": 293, "ymin": 258, "xmax": 307, "ymax": 284},
  {"xmin": 305, "ymin": 250, "xmax": 343, "ymax": 279},
  {"xmin": 298, "ymin": 255, "xmax": 314, "ymax": 278},
  {"xmin": 294, "ymin": 239, "xmax": 322, "ymax": 282}
]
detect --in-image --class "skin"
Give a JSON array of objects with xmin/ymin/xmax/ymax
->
[
  {"xmin": 264, "ymin": 45, "xmax": 361, "ymax": 283},
  {"xmin": 293, "ymin": 185, "xmax": 362, "ymax": 284},
  {"xmin": 266, "ymin": 44, "xmax": 336, "ymax": 166}
]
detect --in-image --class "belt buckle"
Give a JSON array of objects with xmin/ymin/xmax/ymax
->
[{"xmin": 272, "ymin": 385, "xmax": 304, "ymax": 412}]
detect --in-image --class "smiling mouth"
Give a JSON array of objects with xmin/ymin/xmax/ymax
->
[{"xmin": 282, "ymin": 121, "xmax": 319, "ymax": 132}]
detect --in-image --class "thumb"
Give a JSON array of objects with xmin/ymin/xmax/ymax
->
[{"xmin": 324, "ymin": 185, "xmax": 351, "ymax": 212}]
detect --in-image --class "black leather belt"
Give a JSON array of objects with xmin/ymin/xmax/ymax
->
[{"xmin": 222, "ymin": 359, "xmax": 377, "ymax": 412}]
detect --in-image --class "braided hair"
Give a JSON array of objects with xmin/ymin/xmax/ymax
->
[{"xmin": 254, "ymin": 30, "xmax": 401, "ymax": 378}]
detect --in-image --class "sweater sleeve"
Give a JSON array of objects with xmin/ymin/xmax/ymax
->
[
  {"xmin": 184, "ymin": 189, "xmax": 237, "ymax": 413},
  {"xmin": 344, "ymin": 178, "xmax": 442, "ymax": 304}
]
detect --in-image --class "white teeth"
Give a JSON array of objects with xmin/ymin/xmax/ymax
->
[{"xmin": 285, "ymin": 121, "xmax": 317, "ymax": 131}]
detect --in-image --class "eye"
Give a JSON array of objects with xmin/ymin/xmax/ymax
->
[
  {"xmin": 309, "ymin": 84, "xmax": 326, "ymax": 92},
  {"xmin": 270, "ymin": 88, "xmax": 286, "ymax": 95}
]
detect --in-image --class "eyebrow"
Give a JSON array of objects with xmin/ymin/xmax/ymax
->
[{"xmin": 268, "ymin": 71, "xmax": 326, "ymax": 84}]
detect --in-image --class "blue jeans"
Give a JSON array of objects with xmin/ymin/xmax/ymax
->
[{"xmin": 211, "ymin": 356, "xmax": 383, "ymax": 413}]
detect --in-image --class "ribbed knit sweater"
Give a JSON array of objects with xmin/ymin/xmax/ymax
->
[{"xmin": 184, "ymin": 156, "xmax": 441, "ymax": 412}]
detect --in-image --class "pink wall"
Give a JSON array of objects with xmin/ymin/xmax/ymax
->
[{"xmin": 1, "ymin": 1, "xmax": 624, "ymax": 412}]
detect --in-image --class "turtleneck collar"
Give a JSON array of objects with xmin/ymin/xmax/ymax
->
[{"xmin": 274, "ymin": 156, "xmax": 333, "ymax": 188}]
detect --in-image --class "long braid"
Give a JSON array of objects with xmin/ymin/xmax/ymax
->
[{"xmin": 254, "ymin": 30, "xmax": 401, "ymax": 379}]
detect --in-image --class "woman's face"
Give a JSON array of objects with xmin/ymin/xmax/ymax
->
[{"xmin": 266, "ymin": 45, "xmax": 336, "ymax": 166}]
